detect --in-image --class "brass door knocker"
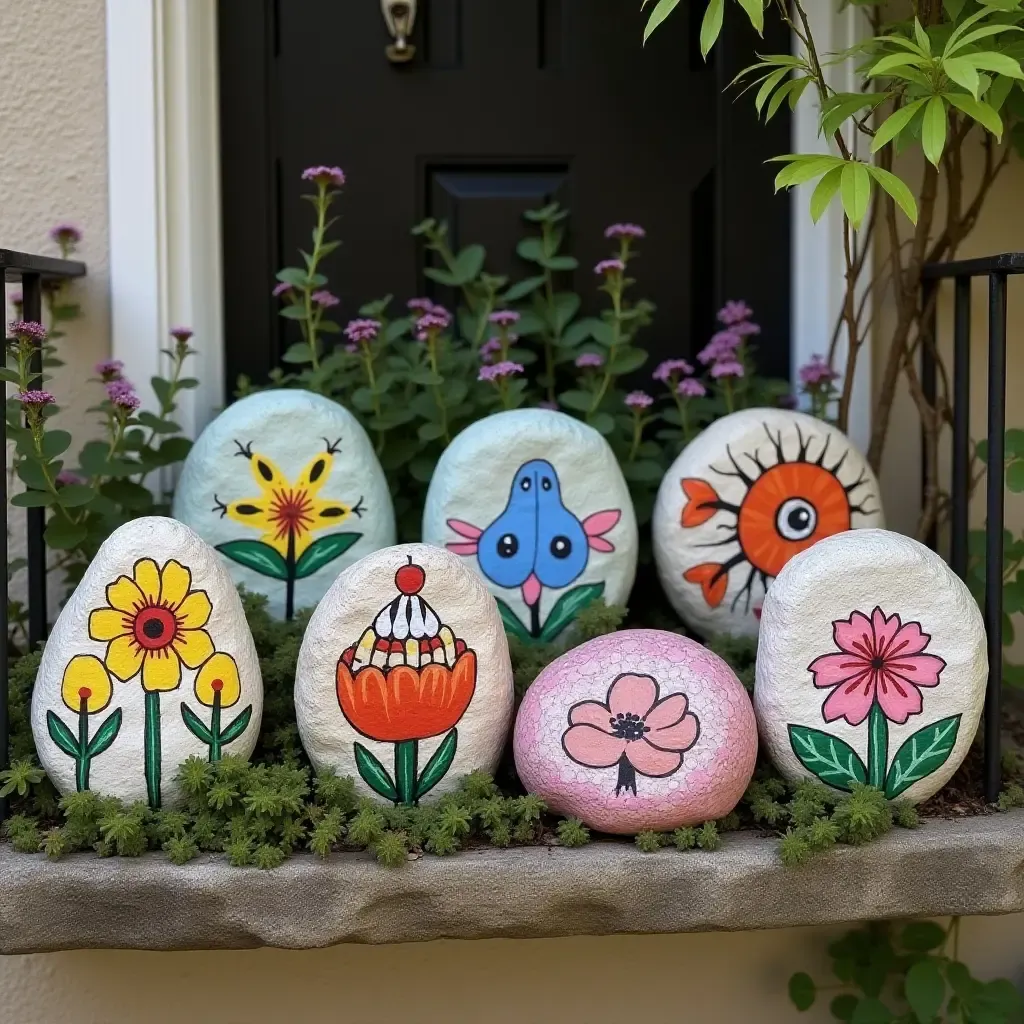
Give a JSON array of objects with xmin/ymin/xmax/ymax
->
[{"xmin": 381, "ymin": 0, "xmax": 417, "ymax": 63}]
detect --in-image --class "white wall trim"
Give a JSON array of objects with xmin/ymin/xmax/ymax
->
[
  {"xmin": 792, "ymin": 2, "xmax": 873, "ymax": 451},
  {"xmin": 106, "ymin": 0, "xmax": 224, "ymax": 443}
]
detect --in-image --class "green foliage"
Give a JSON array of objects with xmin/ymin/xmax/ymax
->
[
  {"xmin": 635, "ymin": 829, "xmax": 666, "ymax": 852},
  {"xmin": 706, "ymin": 632, "xmax": 759, "ymax": 691},
  {"xmin": 788, "ymin": 919, "xmax": 1024, "ymax": 1022},
  {"xmin": 555, "ymin": 817, "xmax": 591, "ymax": 847}
]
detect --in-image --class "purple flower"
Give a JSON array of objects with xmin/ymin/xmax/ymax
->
[
  {"xmin": 697, "ymin": 330, "xmax": 742, "ymax": 365},
  {"xmin": 489, "ymin": 310, "xmax": 521, "ymax": 327},
  {"xmin": 677, "ymin": 377, "xmax": 707, "ymax": 398},
  {"xmin": 480, "ymin": 338, "xmax": 503, "ymax": 364},
  {"xmin": 106, "ymin": 379, "xmax": 141, "ymax": 411},
  {"xmin": 799, "ymin": 354, "xmax": 840, "ymax": 386},
  {"xmin": 15, "ymin": 390, "xmax": 55, "ymax": 406},
  {"xmin": 9, "ymin": 290, "xmax": 22, "ymax": 306},
  {"xmin": 717, "ymin": 300, "xmax": 753, "ymax": 326},
  {"xmin": 49, "ymin": 223, "xmax": 82, "ymax": 247},
  {"xmin": 56, "ymin": 470, "xmax": 85, "ymax": 487},
  {"xmin": 272, "ymin": 282, "xmax": 292, "ymax": 298},
  {"xmin": 170, "ymin": 326, "xmax": 193, "ymax": 343},
  {"xmin": 594, "ymin": 258, "xmax": 626, "ymax": 276},
  {"xmin": 312, "ymin": 290, "xmax": 340, "ymax": 308},
  {"xmin": 478, "ymin": 361, "xmax": 524, "ymax": 382},
  {"xmin": 9, "ymin": 320, "xmax": 47, "ymax": 343},
  {"xmin": 732, "ymin": 319, "xmax": 761, "ymax": 337},
  {"xmin": 301, "ymin": 166, "xmax": 346, "ymax": 188},
  {"xmin": 777, "ymin": 393, "xmax": 799, "ymax": 410},
  {"xmin": 538, "ymin": 400, "xmax": 559, "ymax": 410},
  {"xmin": 94, "ymin": 359, "xmax": 124, "ymax": 381},
  {"xmin": 710, "ymin": 359, "xmax": 745, "ymax": 379},
  {"xmin": 344, "ymin": 318, "xmax": 381, "ymax": 344},
  {"xmin": 345, "ymin": 343, "xmax": 359, "ymax": 354},
  {"xmin": 625, "ymin": 390, "xmax": 654, "ymax": 409},
  {"xmin": 575, "ymin": 352, "xmax": 605, "ymax": 369},
  {"xmin": 653, "ymin": 358, "xmax": 694, "ymax": 382},
  {"xmin": 415, "ymin": 311, "xmax": 451, "ymax": 338},
  {"xmin": 407, "ymin": 297, "xmax": 434, "ymax": 313},
  {"xmin": 604, "ymin": 223, "xmax": 646, "ymax": 240}
]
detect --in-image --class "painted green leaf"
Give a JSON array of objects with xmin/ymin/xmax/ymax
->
[
  {"xmin": 884, "ymin": 714, "xmax": 961, "ymax": 799},
  {"xmin": 416, "ymin": 729, "xmax": 458, "ymax": 800},
  {"xmin": 787, "ymin": 725, "xmax": 868, "ymax": 792},
  {"xmin": 293, "ymin": 532, "xmax": 361, "ymax": 579},
  {"xmin": 85, "ymin": 708, "xmax": 122, "ymax": 758},
  {"xmin": 216, "ymin": 540, "xmax": 289, "ymax": 580},
  {"xmin": 354, "ymin": 742, "xmax": 399, "ymax": 802},
  {"xmin": 495, "ymin": 597, "xmax": 532, "ymax": 643},
  {"xmin": 219, "ymin": 705, "xmax": 254, "ymax": 745},
  {"xmin": 46, "ymin": 711, "xmax": 81, "ymax": 759},
  {"xmin": 180, "ymin": 704, "xmax": 214, "ymax": 745},
  {"xmin": 538, "ymin": 582, "xmax": 606, "ymax": 643}
]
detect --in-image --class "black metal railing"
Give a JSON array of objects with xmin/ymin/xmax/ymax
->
[
  {"xmin": 921, "ymin": 252, "xmax": 1024, "ymax": 803},
  {"xmin": 2, "ymin": 249, "xmax": 87, "ymax": 820}
]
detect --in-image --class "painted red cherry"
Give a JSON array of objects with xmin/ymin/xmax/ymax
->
[{"xmin": 395, "ymin": 561, "xmax": 426, "ymax": 595}]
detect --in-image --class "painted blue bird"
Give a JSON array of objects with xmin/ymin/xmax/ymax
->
[{"xmin": 446, "ymin": 459, "xmax": 621, "ymax": 617}]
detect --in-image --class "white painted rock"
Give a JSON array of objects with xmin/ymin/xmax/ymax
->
[
  {"xmin": 514, "ymin": 630, "xmax": 757, "ymax": 834},
  {"xmin": 754, "ymin": 529, "xmax": 987, "ymax": 804},
  {"xmin": 422, "ymin": 409, "xmax": 638, "ymax": 645},
  {"xmin": 31, "ymin": 517, "xmax": 263, "ymax": 808},
  {"xmin": 172, "ymin": 389, "xmax": 395, "ymax": 620},
  {"xmin": 653, "ymin": 408, "xmax": 885, "ymax": 638},
  {"xmin": 295, "ymin": 543, "xmax": 514, "ymax": 803}
]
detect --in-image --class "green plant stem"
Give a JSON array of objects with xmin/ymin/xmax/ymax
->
[
  {"xmin": 210, "ymin": 692, "xmax": 222, "ymax": 763},
  {"xmin": 144, "ymin": 690, "xmax": 162, "ymax": 810},
  {"xmin": 395, "ymin": 740, "xmax": 418, "ymax": 805},
  {"xmin": 77, "ymin": 702, "xmax": 90, "ymax": 792},
  {"xmin": 628, "ymin": 412, "xmax": 642, "ymax": 461},
  {"xmin": 426, "ymin": 335, "xmax": 451, "ymax": 443},
  {"xmin": 136, "ymin": 346, "xmax": 186, "ymax": 484},
  {"xmin": 301, "ymin": 183, "xmax": 332, "ymax": 371},
  {"xmin": 360, "ymin": 345, "xmax": 386, "ymax": 454},
  {"xmin": 722, "ymin": 378, "xmax": 735, "ymax": 414},
  {"xmin": 867, "ymin": 702, "xmax": 888, "ymax": 790},
  {"xmin": 671, "ymin": 390, "xmax": 692, "ymax": 446},
  {"xmin": 588, "ymin": 274, "xmax": 624, "ymax": 417}
]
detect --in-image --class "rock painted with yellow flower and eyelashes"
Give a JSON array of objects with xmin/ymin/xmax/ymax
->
[
  {"xmin": 31, "ymin": 517, "xmax": 263, "ymax": 806},
  {"xmin": 172, "ymin": 389, "xmax": 395, "ymax": 620}
]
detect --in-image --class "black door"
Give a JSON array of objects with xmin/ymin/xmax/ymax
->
[{"xmin": 218, "ymin": 0, "xmax": 790, "ymax": 395}]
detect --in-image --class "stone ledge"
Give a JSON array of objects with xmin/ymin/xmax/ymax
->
[{"xmin": 2, "ymin": 810, "xmax": 1023, "ymax": 953}]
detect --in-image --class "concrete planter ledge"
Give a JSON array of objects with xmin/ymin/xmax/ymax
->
[{"xmin": 2, "ymin": 810, "xmax": 1023, "ymax": 953}]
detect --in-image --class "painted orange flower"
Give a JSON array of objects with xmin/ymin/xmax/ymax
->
[{"xmin": 88, "ymin": 558, "xmax": 214, "ymax": 692}]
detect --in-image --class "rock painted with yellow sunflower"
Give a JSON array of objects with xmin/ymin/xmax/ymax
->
[
  {"xmin": 31, "ymin": 517, "xmax": 263, "ymax": 807},
  {"xmin": 172, "ymin": 389, "xmax": 395, "ymax": 620}
]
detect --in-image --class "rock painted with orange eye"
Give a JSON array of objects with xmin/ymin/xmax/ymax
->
[{"xmin": 652, "ymin": 409, "xmax": 885, "ymax": 638}]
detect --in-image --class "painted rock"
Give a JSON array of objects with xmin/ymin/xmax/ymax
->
[
  {"xmin": 652, "ymin": 408, "xmax": 885, "ymax": 638},
  {"xmin": 295, "ymin": 543, "xmax": 514, "ymax": 803},
  {"xmin": 422, "ymin": 409, "xmax": 638, "ymax": 645},
  {"xmin": 513, "ymin": 629, "xmax": 757, "ymax": 833},
  {"xmin": 754, "ymin": 529, "xmax": 987, "ymax": 804},
  {"xmin": 172, "ymin": 389, "xmax": 395, "ymax": 620},
  {"xmin": 31, "ymin": 517, "xmax": 263, "ymax": 808}
]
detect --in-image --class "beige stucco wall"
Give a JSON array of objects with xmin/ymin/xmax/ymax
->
[{"xmin": 1, "ymin": 2, "xmax": 1023, "ymax": 1021}]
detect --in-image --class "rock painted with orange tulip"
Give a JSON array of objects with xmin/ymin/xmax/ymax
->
[
  {"xmin": 172, "ymin": 389, "xmax": 395, "ymax": 621},
  {"xmin": 295, "ymin": 544, "xmax": 514, "ymax": 804},
  {"xmin": 31, "ymin": 517, "xmax": 263, "ymax": 807},
  {"xmin": 652, "ymin": 408, "xmax": 885, "ymax": 638}
]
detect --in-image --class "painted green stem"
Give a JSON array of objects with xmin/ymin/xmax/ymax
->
[
  {"xmin": 144, "ymin": 690, "xmax": 162, "ymax": 809},
  {"xmin": 210, "ymin": 693, "xmax": 223, "ymax": 763},
  {"xmin": 867, "ymin": 701, "xmax": 888, "ymax": 790},
  {"xmin": 395, "ymin": 740, "xmax": 419, "ymax": 806},
  {"xmin": 77, "ymin": 703, "xmax": 90, "ymax": 792}
]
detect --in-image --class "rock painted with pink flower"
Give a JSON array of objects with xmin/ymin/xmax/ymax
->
[
  {"xmin": 755, "ymin": 529, "xmax": 987, "ymax": 804},
  {"xmin": 513, "ymin": 630, "xmax": 757, "ymax": 834}
]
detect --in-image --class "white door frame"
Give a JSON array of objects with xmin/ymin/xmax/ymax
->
[{"xmin": 106, "ymin": 0, "xmax": 868, "ymax": 443}]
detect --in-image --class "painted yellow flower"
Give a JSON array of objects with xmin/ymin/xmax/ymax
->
[
  {"xmin": 216, "ymin": 442, "xmax": 359, "ymax": 560},
  {"xmin": 61, "ymin": 654, "xmax": 113, "ymax": 714},
  {"xmin": 194, "ymin": 652, "xmax": 241, "ymax": 708},
  {"xmin": 88, "ymin": 557, "xmax": 214, "ymax": 693}
]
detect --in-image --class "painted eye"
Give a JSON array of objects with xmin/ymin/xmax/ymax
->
[
  {"xmin": 550, "ymin": 536, "xmax": 572, "ymax": 559},
  {"xmin": 497, "ymin": 534, "xmax": 519, "ymax": 558},
  {"xmin": 775, "ymin": 498, "xmax": 818, "ymax": 541},
  {"xmin": 541, "ymin": 477, "xmax": 552, "ymax": 491},
  {"xmin": 520, "ymin": 478, "xmax": 531, "ymax": 491}
]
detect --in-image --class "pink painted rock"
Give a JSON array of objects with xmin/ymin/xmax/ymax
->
[{"xmin": 513, "ymin": 629, "xmax": 757, "ymax": 834}]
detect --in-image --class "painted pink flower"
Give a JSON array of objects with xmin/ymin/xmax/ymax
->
[
  {"xmin": 809, "ymin": 607, "xmax": 946, "ymax": 726},
  {"xmin": 562, "ymin": 673, "xmax": 700, "ymax": 795}
]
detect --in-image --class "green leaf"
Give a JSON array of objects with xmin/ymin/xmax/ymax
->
[
  {"xmin": 56, "ymin": 483, "xmax": 98, "ymax": 508},
  {"xmin": 810, "ymin": 166, "xmax": 844, "ymax": 223},
  {"xmin": 415, "ymin": 729, "xmax": 458, "ymax": 800},
  {"xmin": 700, "ymin": 0, "xmax": 725, "ymax": 59},
  {"xmin": 275, "ymin": 266, "xmax": 308, "ymax": 287},
  {"xmin": 503, "ymin": 275, "xmax": 546, "ymax": 302},
  {"xmin": 181, "ymin": 704, "xmax": 215, "ymax": 745},
  {"xmin": 884, "ymin": 715, "xmax": 961, "ymax": 798},
  {"xmin": 735, "ymin": 0, "xmax": 764, "ymax": 34},
  {"xmin": 943, "ymin": 56, "xmax": 981, "ymax": 97},
  {"xmin": 643, "ymin": 0, "xmax": 682, "ymax": 42},
  {"xmin": 905, "ymin": 959, "xmax": 945, "ymax": 1022},
  {"xmin": 542, "ymin": 255, "xmax": 578, "ymax": 272},
  {"xmin": 850, "ymin": 998, "xmax": 893, "ymax": 1024},
  {"xmin": 968, "ymin": 52, "xmax": 1024, "ymax": 81},
  {"xmin": 85, "ymin": 708, "xmax": 123, "ymax": 758},
  {"xmin": 944, "ymin": 91, "xmax": 1003, "ymax": 138},
  {"xmin": 219, "ymin": 705, "xmax": 254, "ymax": 745},
  {"xmin": 100, "ymin": 479, "xmax": 153, "ymax": 511},
  {"xmin": 788, "ymin": 972, "xmax": 816, "ymax": 1011},
  {"xmin": 867, "ymin": 53, "xmax": 928, "ymax": 78},
  {"xmin": 609, "ymin": 348, "xmax": 647, "ymax": 374},
  {"xmin": 216, "ymin": 540, "xmax": 289, "ymax": 580},
  {"xmin": 293, "ymin": 532, "xmax": 361, "ymax": 579},
  {"xmin": 1007, "ymin": 460, "xmax": 1024, "ymax": 492},
  {"xmin": 946, "ymin": 24, "xmax": 1022, "ymax": 60},
  {"xmin": 901, "ymin": 921, "xmax": 948, "ymax": 951},
  {"xmin": 157, "ymin": 437, "xmax": 192, "ymax": 464},
  {"xmin": 41, "ymin": 429, "xmax": 72, "ymax": 459},
  {"xmin": 787, "ymin": 725, "xmax": 868, "ymax": 791},
  {"xmin": 353, "ymin": 743, "xmax": 399, "ymax": 802},
  {"xmin": 820, "ymin": 93, "xmax": 888, "ymax": 137},
  {"xmin": 589, "ymin": 412, "xmax": 615, "ymax": 436},
  {"xmin": 922, "ymin": 96, "xmax": 948, "ymax": 165},
  {"xmin": 450, "ymin": 244, "xmax": 486, "ymax": 285},
  {"xmin": 16, "ymin": 459, "xmax": 51, "ymax": 491},
  {"xmin": 282, "ymin": 343, "xmax": 314, "ymax": 365},
  {"xmin": 539, "ymin": 582, "xmax": 606, "ymax": 643},
  {"xmin": 755, "ymin": 67, "xmax": 791, "ymax": 115},
  {"xmin": 495, "ymin": 597, "xmax": 532, "ymax": 642},
  {"xmin": 552, "ymin": 292, "xmax": 581, "ymax": 333},
  {"xmin": 44, "ymin": 514, "xmax": 88, "ymax": 550},
  {"xmin": 10, "ymin": 490, "xmax": 56, "ymax": 508},
  {"xmin": 558, "ymin": 389, "xmax": 594, "ymax": 413},
  {"xmin": 516, "ymin": 237, "xmax": 545, "ymax": 264},
  {"xmin": 279, "ymin": 304, "xmax": 309, "ymax": 321},
  {"xmin": 865, "ymin": 165, "xmax": 919, "ymax": 223},
  {"xmin": 46, "ymin": 711, "xmax": 81, "ymax": 759},
  {"xmin": 830, "ymin": 995, "xmax": 859, "ymax": 1021},
  {"xmin": 840, "ymin": 162, "xmax": 872, "ymax": 228},
  {"xmin": 913, "ymin": 17, "xmax": 932, "ymax": 55},
  {"xmin": 872, "ymin": 99, "xmax": 928, "ymax": 152}
]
